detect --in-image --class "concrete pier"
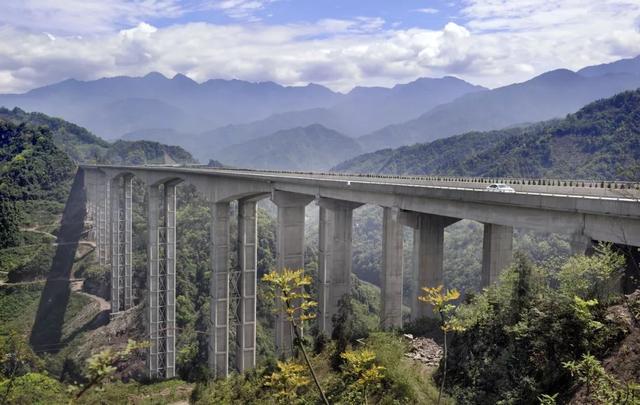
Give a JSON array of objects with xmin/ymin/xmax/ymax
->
[
  {"xmin": 80, "ymin": 164, "xmax": 640, "ymax": 380},
  {"xmin": 317, "ymin": 198, "xmax": 362, "ymax": 335},
  {"xmin": 481, "ymin": 223, "xmax": 513, "ymax": 286},
  {"xmin": 409, "ymin": 214, "xmax": 459, "ymax": 320},
  {"xmin": 236, "ymin": 199, "xmax": 258, "ymax": 373},
  {"xmin": 271, "ymin": 191, "xmax": 313, "ymax": 357},
  {"xmin": 209, "ymin": 201, "xmax": 230, "ymax": 378},
  {"xmin": 381, "ymin": 207, "xmax": 404, "ymax": 329},
  {"xmin": 109, "ymin": 175, "xmax": 133, "ymax": 314},
  {"xmin": 147, "ymin": 182, "xmax": 177, "ymax": 379}
]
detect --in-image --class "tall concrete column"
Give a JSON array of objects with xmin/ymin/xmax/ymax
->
[
  {"xmin": 570, "ymin": 232, "xmax": 593, "ymax": 256},
  {"xmin": 209, "ymin": 202, "xmax": 230, "ymax": 378},
  {"xmin": 236, "ymin": 199, "xmax": 258, "ymax": 373},
  {"xmin": 148, "ymin": 182, "xmax": 177, "ymax": 379},
  {"xmin": 110, "ymin": 177, "xmax": 122, "ymax": 315},
  {"xmin": 317, "ymin": 198, "xmax": 362, "ymax": 335},
  {"xmin": 110, "ymin": 175, "xmax": 133, "ymax": 315},
  {"xmin": 381, "ymin": 207, "xmax": 404, "ymax": 329},
  {"xmin": 481, "ymin": 223, "xmax": 513, "ymax": 287},
  {"xmin": 409, "ymin": 214, "xmax": 459, "ymax": 320},
  {"xmin": 271, "ymin": 191, "xmax": 314, "ymax": 358},
  {"xmin": 96, "ymin": 177, "xmax": 110, "ymax": 267}
]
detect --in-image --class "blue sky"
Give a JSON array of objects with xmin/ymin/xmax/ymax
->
[
  {"xmin": 0, "ymin": 0, "xmax": 638, "ymax": 93},
  {"xmin": 148, "ymin": 1, "xmax": 461, "ymax": 30}
]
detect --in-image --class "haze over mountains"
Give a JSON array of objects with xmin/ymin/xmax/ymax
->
[
  {"xmin": 0, "ymin": 55, "xmax": 638, "ymax": 170},
  {"xmin": 335, "ymin": 89, "xmax": 640, "ymax": 181}
]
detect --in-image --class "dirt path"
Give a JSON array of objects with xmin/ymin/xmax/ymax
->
[
  {"xmin": 71, "ymin": 279, "xmax": 110, "ymax": 312},
  {"xmin": 20, "ymin": 226, "xmax": 57, "ymax": 240}
]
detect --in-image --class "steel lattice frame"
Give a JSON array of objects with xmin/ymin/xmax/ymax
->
[
  {"xmin": 110, "ymin": 176, "xmax": 133, "ymax": 315},
  {"xmin": 148, "ymin": 182, "xmax": 176, "ymax": 379}
]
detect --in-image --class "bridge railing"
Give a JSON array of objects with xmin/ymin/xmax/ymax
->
[{"xmin": 183, "ymin": 164, "xmax": 640, "ymax": 196}]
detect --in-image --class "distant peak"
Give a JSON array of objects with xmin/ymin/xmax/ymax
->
[
  {"xmin": 144, "ymin": 71, "xmax": 167, "ymax": 80},
  {"xmin": 172, "ymin": 73, "xmax": 196, "ymax": 84},
  {"xmin": 529, "ymin": 68, "xmax": 580, "ymax": 83}
]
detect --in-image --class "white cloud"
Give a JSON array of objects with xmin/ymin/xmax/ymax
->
[
  {"xmin": 0, "ymin": 0, "xmax": 638, "ymax": 93},
  {"xmin": 415, "ymin": 8, "xmax": 439, "ymax": 14},
  {"xmin": 213, "ymin": 0, "xmax": 276, "ymax": 20},
  {"xmin": 0, "ymin": 0, "xmax": 191, "ymax": 34}
]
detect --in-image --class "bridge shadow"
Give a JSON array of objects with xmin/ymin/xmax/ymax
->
[{"xmin": 29, "ymin": 170, "xmax": 87, "ymax": 353}]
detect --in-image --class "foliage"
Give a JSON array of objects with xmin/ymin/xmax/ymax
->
[
  {"xmin": 73, "ymin": 340, "xmax": 148, "ymax": 400},
  {"xmin": 445, "ymin": 249, "xmax": 627, "ymax": 404},
  {"xmin": 0, "ymin": 200, "xmax": 20, "ymax": 249},
  {"xmin": 564, "ymin": 354, "xmax": 640, "ymax": 404},
  {"xmin": 556, "ymin": 243, "xmax": 626, "ymax": 300},
  {"xmin": 418, "ymin": 285, "xmax": 464, "ymax": 405},
  {"xmin": 262, "ymin": 268, "xmax": 317, "ymax": 325},
  {"xmin": 330, "ymin": 294, "xmax": 357, "ymax": 370},
  {"xmin": 339, "ymin": 348, "xmax": 385, "ymax": 404},
  {"xmin": 0, "ymin": 372, "xmax": 68, "ymax": 404},
  {"xmin": 264, "ymin": 361, "xmax": 311, "ymax": 404},
  {"xmin": 0, "ymin": 331, "xmax": 45, "ymax": 403},
  {"xmin": 0, "ymin": 119, "xmax": 75, "ymax": 201},
  {"xmin": 262, "ymin": 268, "xmax": 328, "ymax": 404}
]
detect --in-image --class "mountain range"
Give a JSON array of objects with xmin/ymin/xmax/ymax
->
[
  {"xmin": 0, "ymin": 55, "xmax": 638, "ymax": 170},
  {"xmin": 335, "ymin": 89, "xmax": 640, "ymax": 181}
]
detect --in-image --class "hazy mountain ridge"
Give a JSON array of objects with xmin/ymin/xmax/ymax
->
[
  {"xmin": 0, "ymin": 56, "xmax": 638, "ymax": 168},
  {"xmin": 0, "ymin": 72, "xmax": 341, "ymax": 140},
  {"xmin": 0, "ymin": 107, "xmax": 196, "ymax": 165},
  {"xmin": 335, "ymin": 89, "xmax": 640, "ymax": 180},
  {"xmin": 219, "ymin": 123, "xmax": 362, "ymax": 171},
  {"xmin": 357, "ymin": 62, "xmax": 640, "ymax": 151}
]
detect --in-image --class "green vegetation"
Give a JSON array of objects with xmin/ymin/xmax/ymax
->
[
  {"xmin": 442, "ymin": 248, "xmax": 632, "ymax": 404},
  {"xmin": 191, "ymin": 332, "xmax": 444, "ymax": 404}
]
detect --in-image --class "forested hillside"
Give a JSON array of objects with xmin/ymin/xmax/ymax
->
[
  {"xmin": 0, "ymin": 107, "xmax": 196, "ymax": 165},
  {"xmin": 336, "ymin": 89, "xmax": 640, "ymax": 180}
]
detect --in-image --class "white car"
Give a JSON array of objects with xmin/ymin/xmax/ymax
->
[{"xmin": 486, "ymin": 183, "xmax": 515, "ymax": 193}]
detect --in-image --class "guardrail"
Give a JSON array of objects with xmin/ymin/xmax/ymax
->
[{"xmin": 182, "ymin": 164, "xmax": 640, "ymax": 191}]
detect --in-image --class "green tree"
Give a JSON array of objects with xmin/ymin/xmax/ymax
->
[
  {"xmin": 418, "ymin": 285, "xmax": 463, "ymax": 405},
  {"xmin": 73, "ymin": 340, "xmax": 147, "ymax": 401},
  {"xmin": 340, "ymin": 348, "xmax": 385, "ymax": 405},
  {"xmin": 262, "ymin": 268, "xmax": 329, "ymax": 405},
  {"xmin": 331, "ymin": 293, "xmax": 356, "ymax": 370},
  {"xmin": 264, "ymin": 360, "xmax": 311, "ymax": 404},
  {"xmin": 0, "ymin": 331, "xmax": 43, "ymax": 403},
  {"xmin": 564, "ymin": 354, "xmax": 640, "ymax": 404},
  {"xmin": 0, "ymin": 199, "xmax": 20, "ymax": 249}
]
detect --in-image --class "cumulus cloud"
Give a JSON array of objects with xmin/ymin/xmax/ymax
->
[{"xmin": 0, "ymin": 0, "xmax": 638, "ymax": 93}]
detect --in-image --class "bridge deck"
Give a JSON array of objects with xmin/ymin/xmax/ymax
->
[{"xmin": 83, "ymin": 164, "xmax": 640, "ymax": 202}]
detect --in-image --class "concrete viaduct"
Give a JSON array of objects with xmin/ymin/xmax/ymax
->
[{"xmin": 79, "ymin": 164, "xmax": 640, "ymax": 380}]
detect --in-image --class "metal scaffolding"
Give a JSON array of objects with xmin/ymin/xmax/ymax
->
[
  {"xmin": 110, "ymin": 175, "xmax": 133, "ymax": 315},
  {"xmin": 148, "ymin": 182, "xmax": 177, "ymax": 379}
]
